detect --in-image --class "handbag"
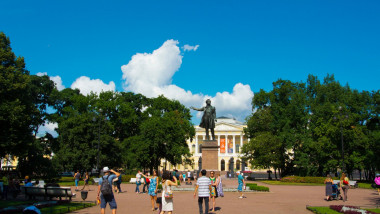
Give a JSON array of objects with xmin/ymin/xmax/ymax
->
[
  {"xmin": 217, "ymin": 177, "xmax": 224, "ymax": 197},
  {"xmin": 164, "ymin": 182, "xmax": 173, "ymax": 199},
  {"xmin": 343, "ymin": 180, "xmax": 349, "ymax": 185}
]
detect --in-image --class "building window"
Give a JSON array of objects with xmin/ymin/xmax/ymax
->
[
  {"xmin": 221, "ymin": 159, "xmax": 225, "ymax": 171},
  {"xmin": 236, "ymin": 144, "xmax": 240, "ymax": 153},
  {"xmin": 236, "ymin": 159, "xmax": 241, "ymax": 170},
  {"xmin": 199, "ymin": 144, "xmax": 202, "ymax": 153}
]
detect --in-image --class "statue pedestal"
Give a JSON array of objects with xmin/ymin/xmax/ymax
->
[{"xmin": 202, "ymin": 140, "xmax": 219, "ymax": 171}]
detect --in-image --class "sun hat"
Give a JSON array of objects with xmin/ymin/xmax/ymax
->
[
  {"xmin": 236, "ymin": 171, "xmax": 240, "ymax": 174},
  {"xmin": 103, "ymin": 167, "xmax": 110, "ymax": 172}
]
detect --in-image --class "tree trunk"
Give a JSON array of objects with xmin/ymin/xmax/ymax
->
[{"xmin": 274, "ymin": 168, "xmax": 278, "ymax": 180}]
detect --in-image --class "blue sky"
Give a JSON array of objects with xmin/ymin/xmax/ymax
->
[{"xmin": 1, "ymin": 0, "xmax": 380, "ymax": 128}]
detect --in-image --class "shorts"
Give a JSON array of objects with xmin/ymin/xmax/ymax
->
[
  {"xmin": 100, "ymin": 194, "xmax": 117, "ymax": 209},
  {"xmin": 75, "ymin": 179, "xmax": 79, "ymax": 186},
  {"xmin": 238, "ymin": 183, "xmax": 243, "ymax": 192}
]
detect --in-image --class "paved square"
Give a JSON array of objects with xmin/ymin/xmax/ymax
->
[{"xmin": 72, "ymin": 179, "xmax": 379, "ymax": 214}]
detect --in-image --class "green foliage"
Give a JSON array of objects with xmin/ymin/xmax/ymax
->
[
  {"xmin": 157, "ymin": 184, "xmax": 163, "ymax": 190},
  {"xmin": 245, "ymin": 183, "xmax": 269, "ymax": 191},
  {"xmin": 121, "ymin": 175, "xmax": 134, "ymax": 182},
  {"xmin": 243, "ymin": 74, "xmax": 380, "ymax": 178},
  {"xmin": 306, "ymin": 206, "xmax": 341, "ymax": 214}
]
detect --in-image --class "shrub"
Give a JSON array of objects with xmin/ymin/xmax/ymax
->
[
  {"xmin": 157, "ymin": 184, "xmax": 163, "ymax": 190},
  {"xmin": 246, "ymin": 183, "xmax": 269, "ymax": 191},
  {"xmin": 121, "ymin": 175, "xmax": 134, "ymax": 182}
]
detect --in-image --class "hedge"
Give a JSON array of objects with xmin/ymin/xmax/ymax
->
[
  {"xmin": 121, "ymin": 175, "xmax": 135, "ymax": 182},
  {"xmin": 246, "ymin": 183, "xmax": 269, "ymax": 191}
]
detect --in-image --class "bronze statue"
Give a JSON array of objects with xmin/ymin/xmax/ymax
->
[{"xmin": 191, "ymin": 99, "xmax": 217, "ymax": 140}]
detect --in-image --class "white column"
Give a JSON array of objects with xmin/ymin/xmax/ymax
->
[
  {"xmin": 195, "ymin": 134, "xmax": 198, "ymax": 155},
  {"xmin": 240, "ymin": 135, "xmax": 243, "ymax": 149}
]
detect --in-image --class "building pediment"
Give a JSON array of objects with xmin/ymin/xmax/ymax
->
[{"xmin": 195, "ymin": 122, "xmax": 245, "ymax": 132}]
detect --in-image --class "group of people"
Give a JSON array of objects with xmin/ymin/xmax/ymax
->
[
  {"xmin": 324, "ymin": 172, "xmax": 380, "ymax": 202},
  {"xmin": 98, "ymin": 168, "xmax": 247, "ymax": 214}
]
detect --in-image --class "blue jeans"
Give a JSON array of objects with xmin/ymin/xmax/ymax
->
[
  {"xmin": 198, "ymin": 197, "xmax": 209, "ymax": 214},
  {"xmin": 135, "ymin": 182, "xmax": 141, "ymax": 193}
]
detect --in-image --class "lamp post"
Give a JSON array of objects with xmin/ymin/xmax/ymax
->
[
  {"xmin": 334, "ymin": 106, "xmax": 348, "ymax": 173},
  {"xmin": 92, "ymin": 108, "xmax": 103, "ymax": 173}
]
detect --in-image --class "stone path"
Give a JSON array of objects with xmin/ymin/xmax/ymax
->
[{"xmin": 71, "ymin": 179, "xmax": 380, "ymax": 214}]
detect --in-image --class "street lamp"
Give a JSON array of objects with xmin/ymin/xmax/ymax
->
[
  {"xmin": 334, "ymin": 106, "xmax": 349, "ymax": 172},
  {"xmin": 92, "ymin": 108, "xmax": 103, "ymax": 173}
]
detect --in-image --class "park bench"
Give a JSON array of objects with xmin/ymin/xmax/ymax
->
[
  {"xmin": 92, "ymin": 178, "xmax": 100, "ymax": 185},
  {"xmin": 129, "ymin": 178, "xmax": 137, "ymax": 183},
  {"xmin": 21, "ymin": 186, "xmax": 74, "ymax": 200},
  {"xmin": 333, "ymin": 180, "xmax": 358, "ymax": 188}
]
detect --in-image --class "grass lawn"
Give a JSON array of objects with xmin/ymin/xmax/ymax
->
[
  {"xmin": 57, "ymin": 181, "xmax": 85, "ymax": 186},
  {"xmin": 357, "ymin": 182, "xmax": 373, "ymax": 189},
  {"xmin": 39, "ymin": 202, "xmax": 95, "ymax": 214},
  {"xmin": 307, "ymin": 206, "xmax": 341, "ymax": 214},
  {"xmin": 261, "ymin": 180, "xmax": 324, "ymax": 186},
  {"xmin": 0, "ymin": 200, "xmax": 37, "ymax": 209}
]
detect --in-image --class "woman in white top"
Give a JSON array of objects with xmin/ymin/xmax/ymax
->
[{"xmin": 160, "ymin": 170, "xmax": 178, "ymax": 214}]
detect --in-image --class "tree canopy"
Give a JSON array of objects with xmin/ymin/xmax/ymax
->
[{"xmin": 242, "ymin": 75, "xmax": 380, "ymax": 179}]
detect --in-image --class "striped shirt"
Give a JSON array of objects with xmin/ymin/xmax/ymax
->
[{"xmin": 197, "ymin": 176, "xmax": 211, "ymax": 197}]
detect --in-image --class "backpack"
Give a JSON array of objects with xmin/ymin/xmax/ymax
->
[
  {"xmin": 100, "ymin": 175, "xmax": 113, "ymax": 197},
  {"xmin": 145, "ymin": 177, "xmax": 150, "ymax": 184}
]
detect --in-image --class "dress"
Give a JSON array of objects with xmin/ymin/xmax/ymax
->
[
  {"xmin": 162, "ymin": 180, "xmax": 173, "ymax": 211},
  {"xmin": 210, "ymin": 177, "xmax": 216, "ymax": 197},
  {"xmin": 325, "ymin": 182, "xmax": 332, "ymax": 196},
  {"xmin": 148, "ymin": 177, "xmax": 157, "ymax": 196}
]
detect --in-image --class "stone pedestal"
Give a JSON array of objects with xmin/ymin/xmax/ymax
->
[{"xmin": 201, "ymin": 140, "xmax": 219, "ymax": 171}]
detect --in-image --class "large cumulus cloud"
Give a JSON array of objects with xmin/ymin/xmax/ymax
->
[{"xmin": 121, "ymin": 40, "xmax": 254, "ymax": 121}]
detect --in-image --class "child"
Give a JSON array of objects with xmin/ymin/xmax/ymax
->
[{"xmin": 156, "ymin": 197, "xmax": 162, "ymax": 213}]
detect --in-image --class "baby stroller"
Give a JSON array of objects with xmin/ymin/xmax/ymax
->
[{"xmin": 331, "ymin": 184, "xmax": 342, "ymax": 200}]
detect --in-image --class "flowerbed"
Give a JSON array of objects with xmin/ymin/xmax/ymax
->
[
  {"xmin": 281, "ymin": 176, "xmax": 327, "ymax": 184},
  {"xmin": 330, "ymin": 205, "xmax": 377, "ymax": 214}
]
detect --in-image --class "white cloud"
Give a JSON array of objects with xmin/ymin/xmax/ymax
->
[
  {"xmin": 37, "ymin": 122, "xmax": 58, "ymax": 137},
  {"xmin": 183, "ymin": 44, "xmax": 199, "ymax": 51},
  {"xmin": 71, "ymin": 76, "xmax": 116, "ymax": 96},
  {"xmin": 36, "ymin": 72, "xmax": 65, "ymax": 91},
  {"xmin": 121, "ymin": 39, "xmax": 254, "ymax": 122}
]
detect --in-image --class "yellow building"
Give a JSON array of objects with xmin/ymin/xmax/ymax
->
[{"xmin": 162, "ymin": 117, "xmax": 251, "ymax": 173}]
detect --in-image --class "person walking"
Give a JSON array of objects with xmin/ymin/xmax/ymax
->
[
  {"xmin": 2, "ymin": 174, "xmax": 9, "ymax": 200},
  {"xmin": 194, "ymin": 169, "xmax": 212, "ymax": 214},
  {"xmin": 141, "ymin": 170, "xmax": 158, "ymax": 211},
  {"xmin": 187, "ymin": 171, "xmax": 191, "ymax": 183},
  {"xmin": 74, "ymin": 170, "xmax": 81, "ymax": 191},
  {"xmin": 375, "ymin": 174, "xmax": 380, "ymax": 195},
  {"xmin": 216, "ymin": 174, "xmax": 224, "ymax": 197},
  {"xmin": 116, "ymin": 172, "xmax": 122, "ymax": 193},
  {"xmin": 81, "ymin": 172, "xmax": 89, "ymax": 191},
  {"xmin": 209, "ymin": 171, "xmax": 218, "ymax": 212},
  {"xmin": 237, "ymin": 171, "xmax": 245, "ymax": 199},
  {"xmin": 324, "ymin": 174, "xmax": 333, "ymax": 201},
  {"xmin": 136, "ymin": 170, "xmax": 142, "ymax": 194},
  {"xmin": 97, "ymin": 167, "xmax": 120, "ymax": 214},
  {"xmin": 340, "ymin": 172, "xmax": 350, "ymax": 202},
  {"xmin": 161, "ymin": 170, "xmax": 177, "ymax": 214},
  {"xmin": 142, "ymin": 172, "xmax": 149, "ymax": 193}
]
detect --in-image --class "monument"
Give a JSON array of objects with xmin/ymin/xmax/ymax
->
[{"xmin": 191, "ymin": 99, "xmax": 219, "ymax": 173}]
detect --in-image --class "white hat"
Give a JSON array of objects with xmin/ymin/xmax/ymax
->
[
  {"xmin": 103, "ymin": 167, "xmax": 110, "ymax": 172},
  {"xmin": 236, "ymin": 171, "xmax": 240, "ymax": 174}
]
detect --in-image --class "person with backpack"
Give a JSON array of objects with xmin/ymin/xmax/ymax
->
[{"xmin": 97, "ymin": 167, "xmax": 120, "ymax": 214}]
